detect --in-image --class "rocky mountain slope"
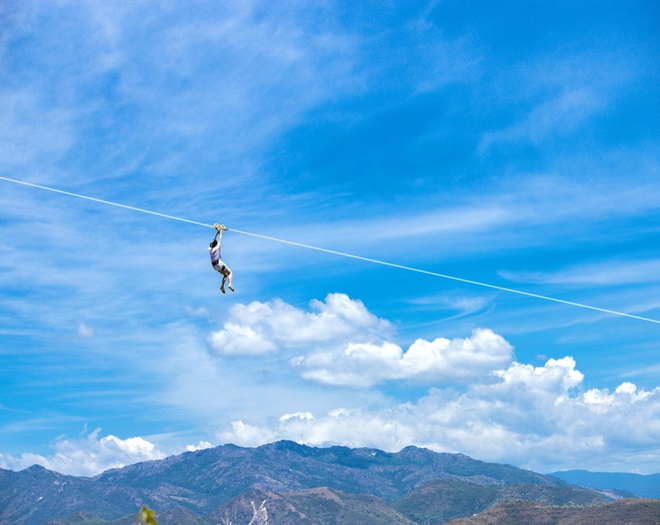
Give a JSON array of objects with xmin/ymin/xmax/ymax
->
[{"xmin": 209, "ymin": 487, "xmax": 417, "ymax": 525}]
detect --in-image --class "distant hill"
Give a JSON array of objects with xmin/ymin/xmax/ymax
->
[
  {"xmin": 445, "ymin": 498, "xmax": 660, "ymax": 525},
  {"xmin": 0, "ymin": 440, "xmax": 638, "ymax": 525},
  {"xmin": 549, "ymin": 469, "xmax": 660, "ymax": 499},
  {"xmin": 0, "ymin": 465, "xmax": 144, "ymax": 525}
]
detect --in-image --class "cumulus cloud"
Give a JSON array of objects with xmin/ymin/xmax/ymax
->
[
  {"xmin": 294, "ymin": 328, "xmax": 513, "ymax": 387},
  {"xmin": 0, "ymin": 429, "xmax": 166, "ymax": 477},
  {"xmin": 207, "ymin": 293, "xmax": 394, "ymax": 356},
  {"xmin": 280, "ymin": 412, "xmax": 314, "ymax": 422},
  {"xmin": 185, "ymin": 441, "xmax": 214, "ymax": 452},
  {"xmin": 208, "ymin": 322, "xmax": 278, "ymax": 356},
  {"xmin": 218, "ymin": 421, "xmax": 277, "ymax": 448},
  {"xmin": 492, "ymin": 356, "xmax": 584, "ymax": 395},
  {"xmin": 220, "ymin": 356, "xmax": 660, "ymax": 473},
  {"xmin": 207, "ymin": 295, "xmax": 512, "ymax": 388}
]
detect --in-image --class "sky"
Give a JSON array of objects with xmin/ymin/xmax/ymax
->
[{"xmin": 1, "ymin": 0, "xmax": 660, "ymax": 477}]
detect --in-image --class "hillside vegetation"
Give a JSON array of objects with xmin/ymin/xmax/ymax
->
[{"xmin": 446, "ymin": 498, "xmax": 660, "ymax": 525}]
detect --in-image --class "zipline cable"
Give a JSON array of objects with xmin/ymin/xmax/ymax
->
[
  {"xmin": 2, "ymin": 175, "xmax": 659, "ymax": 325},
  {"xmin": 0, "ymin": 176, "xmax": 212, "ymax": 230}
]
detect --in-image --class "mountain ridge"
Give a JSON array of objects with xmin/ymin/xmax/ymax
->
[{"xmin": 0, "ymin": 440, "xmax": 653, "ymax": 525}]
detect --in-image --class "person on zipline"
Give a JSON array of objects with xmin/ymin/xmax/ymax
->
[{"xmin": 209, "ymin": 224, "xmax": 234, "ymax": 293}]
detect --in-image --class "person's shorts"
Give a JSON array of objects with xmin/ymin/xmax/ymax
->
[{"xmin": 213, "ymin": 260, "xmax": 228, "ymax": 273}]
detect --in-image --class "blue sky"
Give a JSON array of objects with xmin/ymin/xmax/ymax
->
[{"xmin": 1, "ymin": 0, "xmax": 660, "ymax": 476}]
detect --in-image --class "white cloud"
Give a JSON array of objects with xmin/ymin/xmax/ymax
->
[
  {"xmin": 220, "ymin": 356, "xmax": 660, "ymax": 474},
  {"xmin": 279, "ymin": 412, "xmax": 314, "ymax": 422},
  {"xmin": 295, "ymin": 328, "xmax": 513, "ymax": 388},
  {"xmin": 0, "ymin": 429, "xmax": 166, "ymax": 477},
  {"xmin": 208, "ymin": 322, "xmax": 278, "ymax": 356},
  {"xmin": 185, "ymin": 441, "xmax": 214, "ymax": 452},
  {"xmin": 207, "ymin": 293, "xmax": 393, "ymax": 356},
  {"xmin": 493, "ymin": 357, "xmax": 584, "ymax": 395},
  {"xmin": 207, "ymin": 296, "xmax": 512, "ymax": 387},
  {"xmin": 218, "ymin": 421, "xmax": 277, "ymax": 448}
]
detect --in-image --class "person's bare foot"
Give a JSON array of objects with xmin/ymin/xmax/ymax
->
[{"xmin": 220, "ymin": 286, "xmax": 226, "ymax": 294}]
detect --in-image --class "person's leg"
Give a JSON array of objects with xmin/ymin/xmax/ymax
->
[
  {"xmin": 216, "ymin": 262, "xmax": 227, "ymax": 293},
  {"xmin": 225, "ymin": 268, "xmax": 234, "ymax": 291}
]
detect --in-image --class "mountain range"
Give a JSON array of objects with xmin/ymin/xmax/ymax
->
[
  {"xmin": 549, "ymin": 469, "xmax": 660, "ymax": 499},
  {"xmin": 1, "ymin": 441, "xmax": 657, "ymax": 525}
]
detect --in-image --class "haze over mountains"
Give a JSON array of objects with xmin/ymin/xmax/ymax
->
[
  {"xmin": 549, "ymin": 470, "xmax": 660, "ymax": 499},
  {"xmin": 2, "ymin": 441, "xmax": 658, "ymax": 525}
]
